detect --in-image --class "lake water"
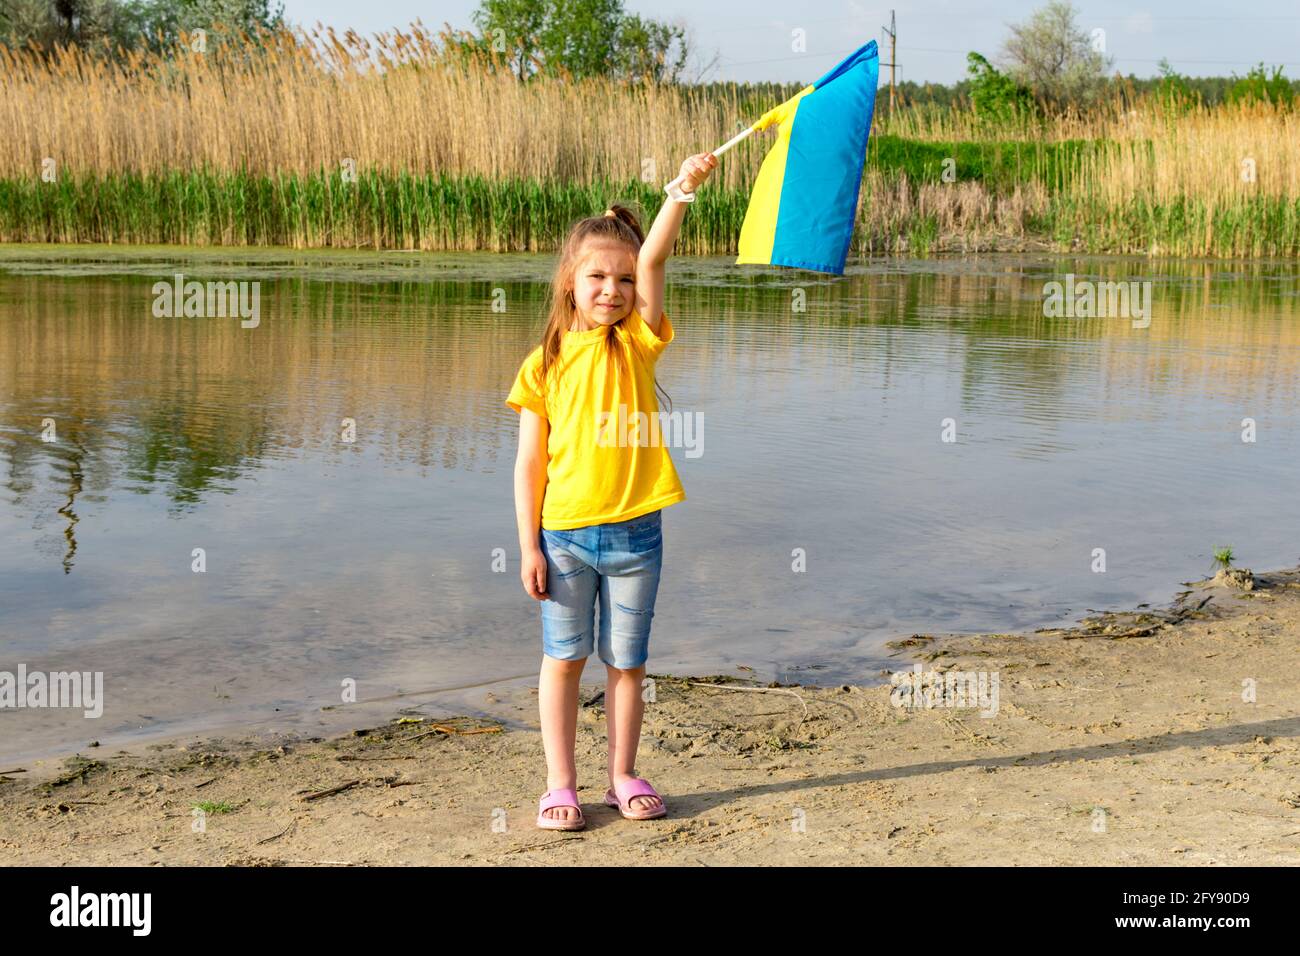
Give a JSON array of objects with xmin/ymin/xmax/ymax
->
[{"xmin": 2, "ymin": 246, "xmax": 1298, "ymax": 765}]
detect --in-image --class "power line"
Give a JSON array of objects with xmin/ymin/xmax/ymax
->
[
  {"xmin": 696, "ymin": 11, "xmax": 1300, "ymax": 27},
  {"xmin": 717, "ymin": 45, "xmax": 1300, "ymax": 70}
]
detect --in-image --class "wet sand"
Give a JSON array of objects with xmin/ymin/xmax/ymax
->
[{"xmin": 2, "ymin": 566, "xmax": 1297, "ymax": 866}]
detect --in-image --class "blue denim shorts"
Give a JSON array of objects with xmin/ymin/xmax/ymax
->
[{"xmin": 538, "ymin": 510, "xmax": 664, "ymax": 669}]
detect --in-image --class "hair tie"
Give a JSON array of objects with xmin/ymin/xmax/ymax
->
[{"xmin": 604, "ymin": 208, "xmax": 616, "ymax": 218}]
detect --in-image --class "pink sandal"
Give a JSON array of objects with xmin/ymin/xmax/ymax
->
[
  {"xmin": 537, "ymin": 788, "xmax": 586, "ymax": 831},
  {"xmin": 604, "ymin": 777, "xmax": 667, "ymax": 820}
]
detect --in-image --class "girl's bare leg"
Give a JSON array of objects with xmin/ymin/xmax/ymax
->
[
  {"xmin": 538, "ymin": 655, "xmax": 586, "ymax": 821},
  {"xmin": 604, "ymin": 663, "xmax": 662, "ymax": 813}
]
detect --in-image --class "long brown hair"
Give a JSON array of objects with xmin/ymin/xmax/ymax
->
[{"xmin": 536, "ymin": 203, "xmax": 672, "ymax": 413}]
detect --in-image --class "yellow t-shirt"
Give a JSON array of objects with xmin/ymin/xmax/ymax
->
[{"xmin": 506, "ymin": 307, "xmax": 686, "ymax": 530}]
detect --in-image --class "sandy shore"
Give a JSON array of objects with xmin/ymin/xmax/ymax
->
[{"xmin": 3, "ymin": 566, "xmax": 1298, "ymax": 866}]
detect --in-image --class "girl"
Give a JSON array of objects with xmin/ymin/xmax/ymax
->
[{"xmin": 506, "ymin": 152, "xmax": 717, "ymax": 830}]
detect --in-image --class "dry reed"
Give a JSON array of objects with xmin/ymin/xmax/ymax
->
[{"xmin": 0, "ymin": 22, "xmax": 1296, "ymax": 256}]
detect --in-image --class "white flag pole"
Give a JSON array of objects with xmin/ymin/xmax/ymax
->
[{"xmin": 662, "ymin": 125, "xmax": 758, "ymax": 203}]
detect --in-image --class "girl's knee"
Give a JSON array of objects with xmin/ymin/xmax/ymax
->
[
  {"xmin": 604, "ymin": 661, "xmax": 645, "ymax": 676},
  {"xmin": 543, "ymin": 653, "xmax": 588, "ymax": 671}
]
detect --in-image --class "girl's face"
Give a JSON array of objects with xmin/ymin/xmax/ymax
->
[{"xmin": 568, "ymin": 241, "xmax": 636, "ymax": 331}]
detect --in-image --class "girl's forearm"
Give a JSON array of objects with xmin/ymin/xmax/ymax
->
[
  {"xmin": 514, "ymin": 458, "xmax": 547, "ymax": 554},
  {"xmin": 641, "ymin": 198, "xmax": 688, "ymax": 266},
  {"xmin": 643, "ymin": 153, "xmax": 714, "ymax": 264}
]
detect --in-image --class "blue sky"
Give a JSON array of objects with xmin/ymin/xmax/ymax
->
[{"xmin": 281, "ymin": 1, "xmax": 1300, "ymax": 84}]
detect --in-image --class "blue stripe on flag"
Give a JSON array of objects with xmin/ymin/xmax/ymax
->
[{"xmin": 769, "ymin": 43, "xmax": 879, "ymax": 274}]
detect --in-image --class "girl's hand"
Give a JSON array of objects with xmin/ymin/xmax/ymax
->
[
  {"xmin": 678, "ymin": 152, "xmax": 717, "ymax": 194},
  {"xmin": 521, "ymin": 547, "xmax": 549, "ymax": 601}
]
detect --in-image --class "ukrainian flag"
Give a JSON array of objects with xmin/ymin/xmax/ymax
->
[{"xmin": 736, "ymin": 41, "xmax": 880, "ymax": 275}]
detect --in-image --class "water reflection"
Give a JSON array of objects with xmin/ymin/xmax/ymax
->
[{"xmin": 1, "ymin": 248, "xmax": 1297, "ymax": 763}]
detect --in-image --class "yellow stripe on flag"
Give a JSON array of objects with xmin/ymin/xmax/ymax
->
[{"xmin": 736, "ymin": 85, "xmax": 815, "ymax": 266}]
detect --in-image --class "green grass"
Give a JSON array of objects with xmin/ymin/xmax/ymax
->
[
  {"xmin": 1, "ymin": 156, "xmax": 1297, "ymax": 257},
  {"xmin": 1049, "ymin": 194, "xmax": 1300, "ymax": 257},
  {"xmin": 906, "ymin": 215, "xmax": 940, "ymax": 256},
  {"xmin": 0, "ymin": 169, "xmax": 733, "ymax": 252},
  {"xmin": 868, "ymin": 134, "xmax": 1102, "ymax": 191}
]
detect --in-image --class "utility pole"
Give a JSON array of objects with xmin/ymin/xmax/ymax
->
[{"xmin": 881, "ymin": 10, "xmax": 897, "ymax": 118}]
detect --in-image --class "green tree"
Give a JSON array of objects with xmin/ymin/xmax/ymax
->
[
  {"xmin": 614, "ymin": 12, "xmax": 687, "ymax": 84},
  {"xmin": 966, "ymin": 51, "xmax": 1036, "ymax": 121},
  {"xmin": 0, "ymin": 0, "xmax": 131, "ymax": 51},
  {"xmin": 999, "ymin": 0, "xmax": 1113, "ymax": 110},
  {"xmin": 467, "ymin": 0, "xmax": 545, "ymax": 79},
  {"xmin": 1225, "ymin": 63, "xmax": 1293, "ymax": 107},
  {"xmin": 0, "ymin": 0, "xmax": 284, "ymax": 57},
  {"xmin": 536, "ymin": 0, "xmax": 621, "ymax": 79},
  {"xmin": 134, "ymin": 0, "xmax": 284, "ymax": 51},
  {"xmin": 470, "ymin": 0, "xmax": 692, "ymax": 82}
]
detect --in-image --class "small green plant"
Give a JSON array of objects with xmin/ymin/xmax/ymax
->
[
  {"xmin": 1212, "ymin": 546, "xmax": 1235, "ymax": 571},
  {"xmin": 192, "ymin": 801, "xmax": 235, "ymax": 814},
  {"xmin": 907, "ymin": 215, "xmax": 940, "ymax": 256}
]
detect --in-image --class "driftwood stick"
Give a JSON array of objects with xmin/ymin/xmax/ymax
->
[
  {"xmin": 300, "ymin": 780, "xmax": 361, "ymax": 802},
  {"xmin": 504, "ymin": 838, "xmax": 583, "ymax": 854},
  {"xmin": 409, "ymin": 723, "xmax": 502, "ymax": 741},
  {"xmin": 255, "ymin": 820, "xmax": 298, "ymax": 845},
  {"xmin": 683, "ymin": 681, "xmax": 809, "ymax": 718},
  {"xmin": 277, "ymin": 858, "xmax": 367, "ymax": 866}
]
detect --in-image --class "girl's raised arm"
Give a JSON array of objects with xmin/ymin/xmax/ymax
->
[{"xmin": 636, "ymin": 152, "xmax": 716, "ymax": 336}]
